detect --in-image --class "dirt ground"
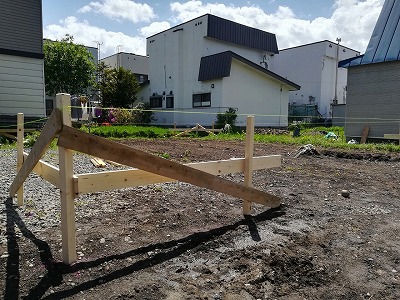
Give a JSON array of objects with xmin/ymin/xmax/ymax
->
[{"xmin": 1, "ymin": 138, "xmax": 400, "ymax": 299}]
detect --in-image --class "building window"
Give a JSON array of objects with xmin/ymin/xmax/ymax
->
[
  {"xmin": 166, "ymin": 96, "xmax": 174, "ymax": 108},
  {"xmin": 136, "ymin": 74, "xmax": 148, "ymax": 83},
  {"xmin": 150, "ymin": 96, "xmax": 162, "ymax": 108},
  {"xmin": 193, "ymin": 93, "xmax": 211, "ymax": 108}
]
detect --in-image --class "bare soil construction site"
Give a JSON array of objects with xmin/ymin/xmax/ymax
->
[{"xmin": 1, "ymin": 139, "xmax": 400, "ymax": 299}]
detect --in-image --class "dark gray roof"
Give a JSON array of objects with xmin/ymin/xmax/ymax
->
[
  {"xmin": 198, "ymin": 51, "xmax": 300, "ymax": 90},
  {"xmin": 339, "ymin": 0, "xmax": 400, "ymax": 67},
  {"xmin": 206, "ymin": 15, "xmax": 279, "ymax": 54},
  {"xmin": 147, "ymin": 14, "xmax": 279, "ymax": 54}
]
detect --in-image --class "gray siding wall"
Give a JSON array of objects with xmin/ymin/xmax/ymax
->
[
  {"xmin": 0, "ymin": 0, "xmax": 43, "ymax": 55},
  {"xmin": 0, "ymin": 54, "xmax": 45, "ymax": 116},
  {"xmin": 345, "ymin": 61, "xmax": 400, "ymax": 139},
  {"xmin": 0, "ymin": 0, "xmax": 45, "ymax": 117},
  {"xmin": 332, "ymin": 104, "xmax": 346, "ymax": 127}
]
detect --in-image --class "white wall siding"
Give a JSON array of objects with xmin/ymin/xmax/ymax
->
[
  {"xmin": 271, "ymin": 41, "xmax": 359, "ymax": 119},
  {"xmin": 146, "ymin": 14, "xmax": 295, "ymax": 127},
  {"xmin": 147, "ymin": 15, "xmax": 209, "ymax": 112},
  {"xmin": 101, "ymin": 53, "xmax": 148, "ymax": 76},
  {"xmin": 222, "ymin": 60, "xmax": 289, "ymax": 127},
  {"xmin": 202, "ymin": 38, "xmax": 265, "ymax": 66},
  {"xmin": 0, "ymin": 54, "xmax": 45, "ymax": 116}
]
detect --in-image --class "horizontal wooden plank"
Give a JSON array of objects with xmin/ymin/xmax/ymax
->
[
  {"xmin": 170, "ymin": 128, "xmax": 222, "ymax": 132},
  {"xmin": 383, "ymin": 134, "xmax": 400, "ymax": 139},
  {"xmin": 0, "ymin": 128, "xmax": 36, "ymax": 133},
  {"xmin": 0, "ymin": 132, "xmax": 17, "ymax": 140},
  {"xmin": 75, "ymin": 155, "xmax": 281, "ymax": 194},
  {"xmin": 59, "ymin": 126, "xmax": 280, "ymax": 207},
  {"xmin": 23, "ymin": 152, "xmax": 61, "ymax": 187}
]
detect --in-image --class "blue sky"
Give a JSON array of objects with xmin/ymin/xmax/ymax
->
[{"xmin": 42, "ymin": 0, "xmax": 385, "ymax": 58}]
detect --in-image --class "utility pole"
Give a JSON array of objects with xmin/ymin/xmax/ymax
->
[
  {"xmin": 333, "ymin": 37, "xmax": 341, "ymax": 104},
  {"xmin": 116, "ymin": 45, "xmax": 123, "ymax": 68},
  {"xmin": 93, "ymin": 41, "xmax": 103, "ymax": 107},
  {"xmin": 93, "ymin": 40, "xmax": 103, "ymax": 63}
]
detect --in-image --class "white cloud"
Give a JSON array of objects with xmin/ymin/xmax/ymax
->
[
  {"xmin": 43, "ymin": 0, "xmax": 385, "ymax": 60},
  {"xmin": 140, "ymin": 21, "xmax": 171, "ymax": 38},
  {"xmin": 78, "ymin": 0, "xmax": 155, "ymax": 23},
  {"xmin": 44, "ymin": 16, "xmax": 146, "ymax": 57},
  {"xmin": 169, "ymin": 0, "xmax": 385, "ymax": 52}
]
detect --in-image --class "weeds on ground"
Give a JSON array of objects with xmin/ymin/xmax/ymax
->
[{"xmin": 2, "ymin": 125, "xmax": 399, "ymax": 153}]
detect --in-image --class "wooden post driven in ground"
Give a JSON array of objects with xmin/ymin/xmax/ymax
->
[
  {"xmin": 10, "ymin": 93, "xmax": 281, "ymax": 264},
  {"xmin": 17, "ymin": 113, "xmax": 24, "ymax": 206},
  {"xmin": 243, "ymin": 116, "xmax": 255, "ymax": 215},
  {"xmin": 9, "ymin": 110, "xmax": 62, "ymax": 197},
  {"xmin": 57, "ymin": 93, "xmax": 77, "ymax": 264}
]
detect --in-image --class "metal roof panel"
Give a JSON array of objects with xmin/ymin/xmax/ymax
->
[
  {"xmin": 198, "ymin": 51, "xmax": 300, "ymax": 90},
  {"xmin": 339, "ymin": 0, "xmax": 400, "ymax": 67},
  {"xmin": 206, "ymin": 15, "xmax": 279, "ymax": 54}
]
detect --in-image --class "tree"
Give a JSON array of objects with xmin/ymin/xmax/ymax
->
[
  {"xmin": 44, "ymin": 35, "xmax": 96, "ymax": 96},
  {"xmin": 216, "ymin": 107, "xmax": 238, "ymax": 129},
  {"xmin": 97, "ymin": 64, "xmax": 139, "ymax": 108}
]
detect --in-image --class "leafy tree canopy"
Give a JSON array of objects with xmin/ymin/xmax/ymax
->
[
  {"xmin": 97, "ymin": 63, "xmax": 139, "ymax": 108},
  {"xmin": 44, "ymin": 34, "xmax": 96, "ymax": 96}
]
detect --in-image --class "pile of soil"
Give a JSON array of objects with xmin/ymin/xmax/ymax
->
[{"xmin": 1, "ymin": 139, "xmax": 399, "ymax": 299}]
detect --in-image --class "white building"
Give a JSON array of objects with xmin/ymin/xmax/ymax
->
[
  {"xmin": 269, "ymin": 40, "xmax": 360, "ymax": 119},
  {"xmin": 143, "ymin": 14, "xmax": 299, "ymax": 127},
  {"xmin": 100, "ymin": 52, "xmax": 149, "ymax": 84}
]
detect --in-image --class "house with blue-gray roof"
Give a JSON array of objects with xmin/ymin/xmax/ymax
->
[
  {"xmin": 141, "ymin": 14, "xmax": 300, "ymax": 127},
  {"xmin": 339, "ymin": 0, "xmax": 400, "ymax": 142}
]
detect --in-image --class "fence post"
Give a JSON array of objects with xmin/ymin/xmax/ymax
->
[
  {"xmin": 57, "ymin": 93, "xmax": 77, "ymax": 264},
  {"xmin": 17, "ymin": 113, "xmax": 24, "ymax": 206},
  {"xmin": 243, "ymin": 116, "xmax": 255, "ymax": 215}
]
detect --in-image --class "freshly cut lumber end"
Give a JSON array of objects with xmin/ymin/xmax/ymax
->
[{"xmin": 90, "ymin": 157, "xmax": 106, "ymax": 168}]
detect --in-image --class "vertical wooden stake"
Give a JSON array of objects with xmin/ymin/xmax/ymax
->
[
  {"xmin": 57, "ymin": 93, "xmax": 77, "ymax": 264},
  {"xmin": 17, "ymin": 113, "xmax": 24, "ymax": 206},
  {"xmin": 212, "ymin": 122, "xmax": 215, "ymax": 131},
  {"xmin": 243, "ymin": 116, "xmax": 255, "ymax": 215}
]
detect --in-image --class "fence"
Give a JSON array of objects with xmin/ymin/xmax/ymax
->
[{"xmin": 9, "ymin": 93, "xmax": 282, "ymax": 264}]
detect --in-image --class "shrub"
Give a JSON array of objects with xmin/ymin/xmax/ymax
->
[
  {"xmin": 216, "ymin": 107, "xmax": 238, "ymax": 131},
  {"xmin": 132, "ymin": 102, "xmax": 155, "ymax": 125},
  {"xmin": 109, "ymin": 108, "xmax": 133, "ymax": 124}
]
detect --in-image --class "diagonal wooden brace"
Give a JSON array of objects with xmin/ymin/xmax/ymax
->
[
  {"xmin": 58, "ymin": 125, "xmax": 281, "ymax": 208},
  {"xmin": 9, "ymin": 110, "xmax": 62, "ymax": 197}
]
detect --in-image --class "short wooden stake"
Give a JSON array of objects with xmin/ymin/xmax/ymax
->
[
  {"xmin": 360, "ymin": 126, "xmax": 369, "ymax": 144},
  {"xmin": 243, "ymin": 116, "xmax": 255, "ymax": 215},
  {"xmin": 57, "ymin": 93, "xmax": 77, "ymax": 264},
  {"xmin": 17, "ymin": 113, "xmax": 24, "ymax": 206}
]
